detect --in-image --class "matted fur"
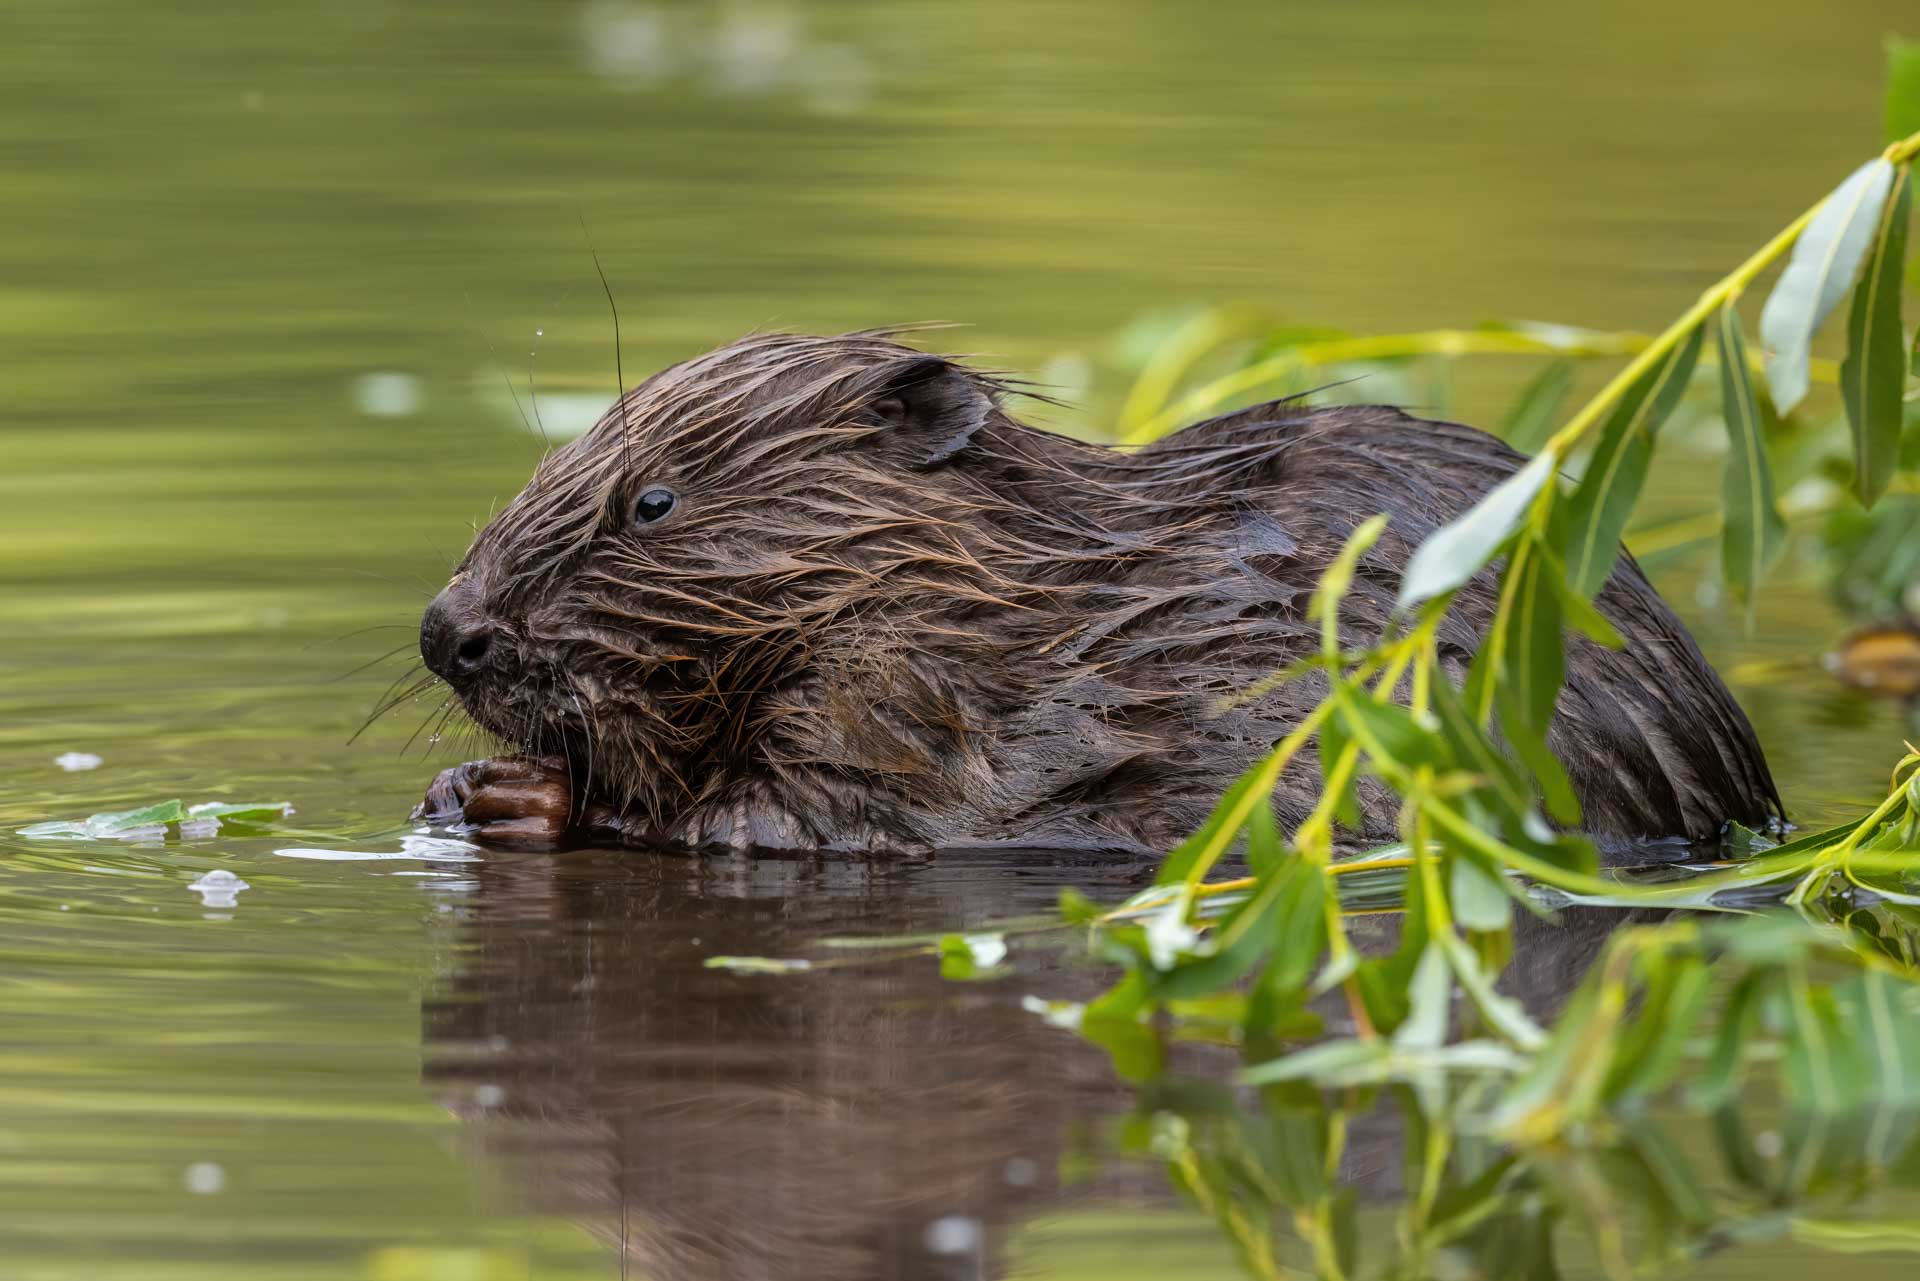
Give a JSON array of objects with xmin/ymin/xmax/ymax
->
[{"xmin": 428, "ymin": 331, "xmax": 1780, "ymax": 853}]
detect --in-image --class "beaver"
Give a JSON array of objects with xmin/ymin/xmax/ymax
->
[{"xmin": 413, "ymin": 331, "xmax": 1780, "ymax": 854}]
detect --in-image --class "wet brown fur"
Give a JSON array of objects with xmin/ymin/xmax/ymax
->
[{"xmin": 431, "ymin": 331, "xmax": 1780, "ymax": 853}]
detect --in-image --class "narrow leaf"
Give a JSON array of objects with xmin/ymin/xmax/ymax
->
[
  {"xmin": 1758, "ymin": 156, "xmax": 1895, "ymax": 413},
  {"xmin": 1497, "ymin": 682, "xmax": 1581, "ymax": 824},
  {"xmin": 1888, "ymin": 36, "xmax": 1920, "ymax": 143},
  {"xmin": 1500, "ymin": 358, "xmax": 1575, "ymax": 453},
  {"xmin": 1319, "ymin": 690, "xmax": 1361, "ymax": 829},
  {"xmin": 1499, "ymin": 550, "xmax": 1566, "ymax": 738},
  {"xmin": 1716, "ymin": 306, "xmax": 1788, "ymax": 620},
  {"xmin": 1394, "ymin": 944, "xmax": 1454, "ymax": 1050},
  {"xmin": 1841, "ymin": 167, "xmax": 1910, "ymax": 506},
  {"xmin": 1398, "ymin": 451, "xmax": 1557, "ymax": 610},
  {"xmin": 1562, "ymin": 325, "xmax": 1704, "ymax": 596}
]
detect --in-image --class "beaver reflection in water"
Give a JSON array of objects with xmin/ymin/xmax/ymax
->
[{"xmin": 415, "ymin": 331, "xmax": 1780, "ymax": 854}]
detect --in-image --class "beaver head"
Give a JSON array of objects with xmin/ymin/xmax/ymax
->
[{"xmin": 419, "ymin": 332, "xmax": 1100, "ymax": 837}]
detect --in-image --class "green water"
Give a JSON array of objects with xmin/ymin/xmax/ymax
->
[{"xmin": 4, "ymin": 2, "xmax": 1919, "ymax": 1278}]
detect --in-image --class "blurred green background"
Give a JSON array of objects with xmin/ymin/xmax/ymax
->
[{"xmin": 3, "ymin": 2, "xmax": 1919, "ymax": 1278}]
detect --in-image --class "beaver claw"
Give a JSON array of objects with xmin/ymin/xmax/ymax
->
[{"xmin": 413, "ymin": 755, "xmax": 577, "ymax": 849}]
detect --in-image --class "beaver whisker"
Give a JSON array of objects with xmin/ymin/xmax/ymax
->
[{"xmin": 350, "ymin": 666, "xmax": 440, "ymax": 745}]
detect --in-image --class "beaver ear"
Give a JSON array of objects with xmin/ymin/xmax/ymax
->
[{"xmin": 858, "ymin": 356, "xmax": 995, "ymax": 469}]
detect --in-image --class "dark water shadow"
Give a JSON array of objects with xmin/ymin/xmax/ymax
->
[{"xmin": 420, "ymin": 847, "xmax": 1657, "ymax": 1280}]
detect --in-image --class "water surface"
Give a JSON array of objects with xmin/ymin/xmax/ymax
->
[{"xmin": 4, "ymin": 2, "xmax": 1919, "ymax": 1277}]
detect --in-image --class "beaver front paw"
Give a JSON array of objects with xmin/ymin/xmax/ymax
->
[{"xmin": 413, "ymin": 755, "xmax": 576, "ymax": 849}]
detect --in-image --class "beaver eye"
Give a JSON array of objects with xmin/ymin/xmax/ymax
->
[{"xmin": 630, "ymin": 487, "xmax": 676, "ymax": 526}]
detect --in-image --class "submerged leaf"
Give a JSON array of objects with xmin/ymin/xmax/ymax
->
[
  {"xmin": 1397, "ymin": 451, "xmax": 1556, "ymax": 610},
  {"xmin": 1758, "ymin": 156, "xmax": 1895, "ymax": 414},
  {"xmin": 1840, "ymin": 166, "xmax": 1910, "ymax": 507},
  {"xmin": 1716, "ymin": 307, "xmax": 1788, "ymax": 620}
]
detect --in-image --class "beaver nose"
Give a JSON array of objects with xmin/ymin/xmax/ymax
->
[{"xmin": 420, "ymin": 583, "xmax": 496, "ymax": 684}]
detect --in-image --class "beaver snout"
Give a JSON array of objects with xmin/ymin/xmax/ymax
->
[{"xmin": 421, "ymin": 579, "xmax": 497, "ymax": 685}]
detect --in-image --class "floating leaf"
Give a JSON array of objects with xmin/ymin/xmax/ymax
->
[
  {"xmin": 16, "ymin": 797, "xmax": 293, "ymax": 840},
  {"xmin": 1397, "ymin": 451, "xmax": 1556, "ymax": 610},
  {"xmin": 1830, "ymin": 623, "xmax": 1920, "ymax": 703},
  {"xmin": 1500, "ymin": 358, "xmax": 1575, "ymax": 453},
  {"xmin": 938, "ymin": 932, "xmax": 1011, "ymax": 981},
  {"xmin": 1562, "ymin": 325, "xmax": 1704, "ymax": 596},
  {"xmin": 1758, "ymin": 156, "xmax": 1895, "ymax": 414},
  {"xmin": 187, "ymin": 801, "xmax": 295, "ymax": 824},
  {"xmin": 703, "ymin": 955, "xmax": 814, "ymax": 974},
  {"xmin": 1716, "ymin": 306, "xmax": 1788, "ymax": 620},
  {"xmin": 1840, "ymin": 166, "xmax": 1910, "ymax": 507}
]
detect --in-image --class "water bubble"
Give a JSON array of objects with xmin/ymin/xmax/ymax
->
[
  {"xmin": 922, "ymin": 1215, "xmax": 982, "ymax": 1256},
  {"xmin": 183, "ymin": 1162, "xmax": 226, "ymax": 1194},
  {"xmin": 188, "ymin": 869, "xmax": 250, "ymax": 909},
  {"xmin": 473, "ymin": 1084, "xmax": 505, "ymax": 1108},
  {"xmin": 535, "ymin": 328, "xmax": 544, "ymax": 337},
  {"xmin": 580, "ymin": 1, "xmax": 675, "ymax": 89},
  {"xmin": 352, "ymin": 372, "xmax": 423, "ymax": 418},
  {"xmin": 712, "ymin": 3, "xmax": 802, "ymax": 96},
  {"xmin": 54, "ymin": 751, "xmax": 103, "ymax": 772},
  {"xmin": 795, "ymin": 42, "xmax": 873, "ymax": 116}
]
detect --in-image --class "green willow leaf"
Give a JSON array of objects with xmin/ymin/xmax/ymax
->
[
  {"xmin": 1888, "ymin": 36, "xmax": 1920, "ymax": 143},
  {"xmin": 1758, "ymin": 156, "xmax": 1896, "ymax": 414},
  {"xmin": 1602, "ymin": 955, "xmax": 1711, "ymax": 1106},
  {"xmin": 1397, "ymin": 451, "xmax": 1556, "ymax": 610},
  {"xmin": 1716, "ymin": 307, "xmax": 1787, "ymax": 620},
  {"xmin": 1840, "ymin": 166, "xmax": 1910, "ymax": 507},
  {"xmin": 1499, "ymin": 357, "xmax": 1574, "ymax": 453},
  {"xmin": 1448, "ymin": 856, "xmax": 1511, "ymax": 933},
  {"xmin": 1562, "ymin": 325, "xmax": 1704, "ymax": 597},
  {"xmin": 1488, "ymin": 671, "xmax": 1580, "ymax": 824},
  {"xmin": 1781, "ymin": 970, "xmax": 1862, "ymax": 1117},
  {"xmin": 1155, "ymin": 765, "xmax": 1264, "ymax": 886},
  {"xmin": 1690, "ymin": 970, "xmax": 1770, "ymax": 1110},
  {"xmin": 1333, "ymin": 685, "xmax": 1446, "ymax": 770},
  {"xmin": 1499, "ymin": 549, "xmax": 1565, "ymax": 739},
  {"xmin": 1543, "ymin": 547, "xmax": 1624, "ymax": 647},
  {"xmin": 1428, "ymin": 673, "xmax": 1531, "ymax": 820},
  {"xmin": 1319, "ymin": 686, "xmax": 1361, "ymax": 829}
]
